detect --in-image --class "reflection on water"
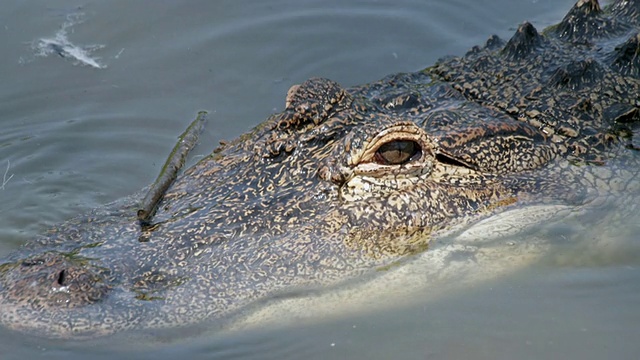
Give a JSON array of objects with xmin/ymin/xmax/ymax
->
[{"xmin": 1, "ymin": 0, "xmax": 639, "ymax": 359}]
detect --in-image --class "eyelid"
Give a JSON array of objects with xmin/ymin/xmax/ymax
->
[{"xmin": 354, "ymin": 124, "xmax": 428, "ymax": 166}]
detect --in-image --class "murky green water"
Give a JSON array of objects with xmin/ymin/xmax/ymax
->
[{"xmin": 2, "ymin": 0, "xmax": 639, "ymax": 359}]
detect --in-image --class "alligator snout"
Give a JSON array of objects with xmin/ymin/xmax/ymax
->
[
  {"xmin": 1, "ymin": 253, "xmax": 111, "ymax": 309},
  {"xmin": 20, "ymin": 257, "xmax": 72, "ymax": 291}
]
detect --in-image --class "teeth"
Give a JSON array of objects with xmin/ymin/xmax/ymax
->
[
  {"xmin": 606, "ymin": 33, "xmax": 640, "ymax": 78},
  {"xmin": 501, "ymin": 22, "xmax": 542, "ymax": 60}
]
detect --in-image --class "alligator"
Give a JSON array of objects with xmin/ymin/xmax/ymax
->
[{"xmin": 1, "ymin": 0, "xmax": 639, "ymax": 339}]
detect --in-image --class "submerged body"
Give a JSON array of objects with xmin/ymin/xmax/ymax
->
[{"xmin": 0, "ymin": 0, "xmax": 639, "ymax": 338}]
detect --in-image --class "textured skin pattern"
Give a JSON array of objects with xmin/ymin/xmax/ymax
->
[{"xmin": 0, "ymin": 0, "xmax": 639, "ymax": 338}]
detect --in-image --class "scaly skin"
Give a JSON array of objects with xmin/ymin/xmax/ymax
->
[{"xmin": 0, "ymin": 0, "xmax": 638, "ymax": 338}]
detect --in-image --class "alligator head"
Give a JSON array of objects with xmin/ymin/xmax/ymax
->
[{"xmin": 0, "ymin": 0, "xmax": 638, "ymax": 338}]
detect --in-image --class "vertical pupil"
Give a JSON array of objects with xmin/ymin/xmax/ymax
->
[{"xmin": 374, "ymin": 140, "xmax": 420, "ymax": 165}]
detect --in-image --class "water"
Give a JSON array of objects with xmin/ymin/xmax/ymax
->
[{"xmin": 1, "ymin": 0, "xmax": 639, "ymax": 359}]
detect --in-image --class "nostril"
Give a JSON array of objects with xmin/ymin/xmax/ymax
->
[
  {"xmin": 21, "ymin": 259, "xmax": 45, "ymax": 267},
  {"xmin": 57, "ymin": 269, "xmax": 67, "ymax": 286}
]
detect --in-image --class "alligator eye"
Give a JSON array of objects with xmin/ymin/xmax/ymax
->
[{"xmin": 374, "ymin": 140, "xmax": 421, "ymax": 165}]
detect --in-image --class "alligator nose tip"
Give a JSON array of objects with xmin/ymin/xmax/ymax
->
[{"xmin": 3, "ymin": 252, "xmax": 112, "ymax": 308}]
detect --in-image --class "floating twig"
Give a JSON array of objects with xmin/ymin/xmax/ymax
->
[
  {"xmin": 1, "ymin": 160, "xmax": 14, "ymax": 190},
  {"xmin": 137, "ymin": 112, "xmax": 208, "ymax": 226}
]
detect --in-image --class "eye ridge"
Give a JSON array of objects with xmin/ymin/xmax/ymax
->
[{"xmin": 374, "ymin": 140, "xmax": 422, "ymax": 165}]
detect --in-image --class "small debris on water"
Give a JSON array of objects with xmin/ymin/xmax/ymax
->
[
  {"xmin": 31, "ymin": 12, "xmax": 106, "ymax": 69},
  {"xmin": 1, "ymin": 160, "xmax": 13, "ymax": 190}
]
